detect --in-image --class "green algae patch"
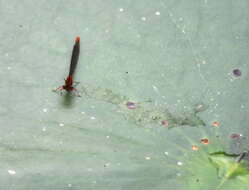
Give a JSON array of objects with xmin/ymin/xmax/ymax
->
[{"xmin": 80, "ymin": 84, "xmax": 206, "ymax": 128}]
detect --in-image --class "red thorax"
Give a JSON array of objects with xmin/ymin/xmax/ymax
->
[{"xmin": 63, "ymin": 75, "xmax": 74, "ymax": 91}]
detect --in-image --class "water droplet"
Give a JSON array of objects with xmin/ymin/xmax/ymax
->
[
  {"xmin": 59, "ymin": 123, "xmax": 64, "ymax": 127},
  {"xmin": 126, "ymin": 101, "xmax": 137, "ymax": 109},
  {"xmin": 155, "ymin": 11, "xmax": 161, "ymax": 16},
  {"xmin": 161, "ymin": 120, "xmax": 169, "ymax": 127},
  {"xmin": 119, "ymin": 8, "xmax": 124, "ymax": 12},
  {"xmin": 194, "ymin": 103, "xmax": 207, "ymax": 113},
  {"xmin": 233, "ymin": 69, "xmax": 241, "ymax": 77},
  {"xmin": 43, "ymin": 108, "xmax": 48, "ymax": 113}
]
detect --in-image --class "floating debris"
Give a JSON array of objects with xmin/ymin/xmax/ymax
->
[
  {"xmin": 80, "ymin": 84, "xmax": 206, "ymax": 128},
  {"xmin": 230, "ymin": 133, "xmax": 242, "ymax": 139},
  {"xmin": 81, "ymin": 84, "xmax": 129, "ymax": 105}
]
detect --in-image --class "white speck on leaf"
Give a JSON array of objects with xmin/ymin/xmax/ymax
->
[
  {"xmin": 104, "ymin": 163, "xmax": 110, "ymax": 167},
  {"xmin": 177, "ymin": 161, "xmax": 183, "ymax": 166},
  {"xmin": 164, "ymin": 152, "xmax": 169, "ymax": 156},
  {"xmin": 8, "ymin": 170, "xmax": 16, "ymax": 175},
  {"xmin": 141, "ymin": 17, "xmax": 146, "ymax": 21},
  {"xmin": 87, "ymin": 168, "xmax": 93, "ymax": 172},
  {"xmin": 177, "ymin": 172, "xmax": 181, "ymax": 177}
]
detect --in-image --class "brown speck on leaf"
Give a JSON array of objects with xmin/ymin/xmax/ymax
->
[
  {"xmin": 200, "ymin": 138, "xmax": 209, "ymax": 145},
  {"xmin": 212, "ymin": 121, "xmax": 220, "ymax": 127},
  {"xmin": 192, "ymin": 145, "xmax": 199, "ymax": 151}
]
